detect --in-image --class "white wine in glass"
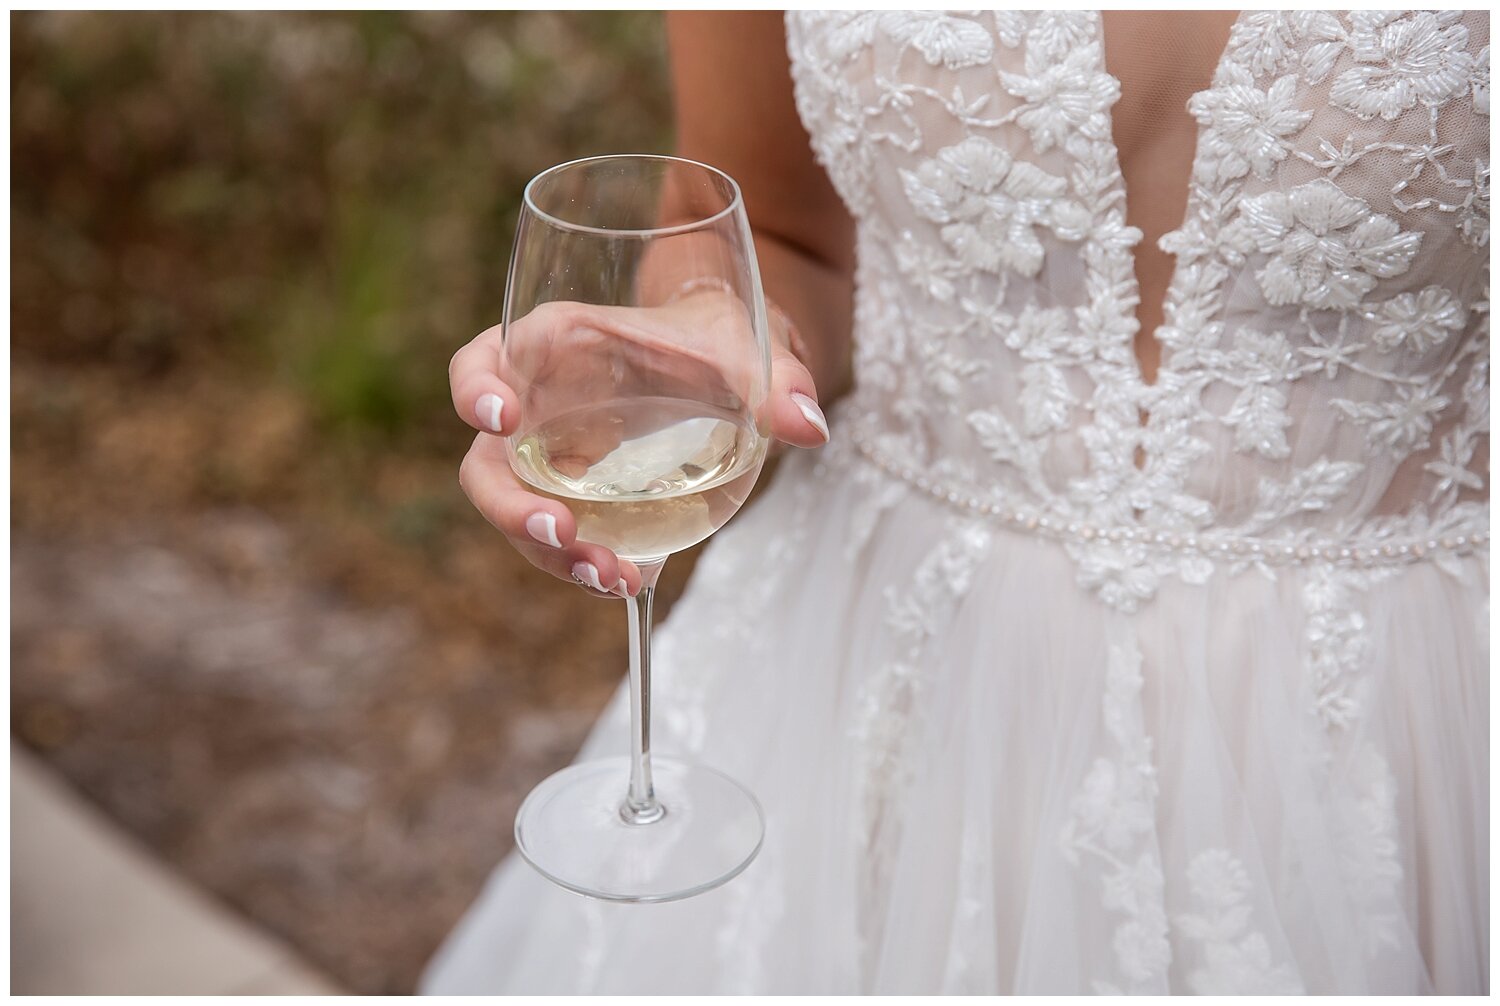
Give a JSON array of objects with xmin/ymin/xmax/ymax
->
[
  {"xmin": 502, "ymin": 154, "xmax": 772, "ymax": 902},
  {"xmin": 511, "ymin": 396, "xmax": 764, "ymax": 560}
]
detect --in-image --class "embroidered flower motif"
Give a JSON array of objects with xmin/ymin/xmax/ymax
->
[
  {"xmin": 893, "ymin": 230, "xmax": 956, "ymax": 300},
  {"xmin": 1189, "ymin": 66, "xmax": 1313, "ymax": 181},
  {"xmin": 1114, "ymin": 913, "xmax": 1173, "ymax": 985},
  {"xmin": 1225, "ymin": 11, "xmax": 1299, "ymax": 77},
  {"xmin": 812, "ymin": 11, "xmax": 880, "ymax": 63},
  {"xmin": 1231, "ymin": 179, "xmax": 1422, "ymax": 311},
  {"xmin": 1226, "ymin": 11, "xmax": 1345, "ymax": 81},
  {"xmin": 999, "ymin": 304, "xmax": 1083, "ymax": 361},
  {"xmin": 1331, "ymin": 11, "xmax": 1475, "ymax": 121},
  {"xmin": 1071, "ymin": 542, "xmax": 1162, "ymax": 613},
  {"xmin": 1225, "ymin": 385, "xmax": 1292, "ymax": 459},
  {"xmin": 1302, "ymin": 565, "xmax": 1372, "ymax": 730},
  {"xmin": 877, "ymin": 12, "xmax": 993, "ymax": 70},
  {"xmin": 1461, "ymin": 335, "xmax": 1488, "ymax": 402},
  {"xmin": 915, "ymin": 329, "xmax": 988, "ymax": 398},
  {"xmin": 991, "ymin": 11, "xmax": 1027, "ymax": 50},
  {"xmin": 1334, "ymin": 745, "xmax": 1405, "ymax": 953},
  {"xmin": 1174, "ymin": 850, "xmax": 1304, "ymax": 994},
  {"xmin": 1426, "ymin": 428, "xmax": 1486, "ymax": 496},
  {"xmin": 853, "ymin": 517, "xmax": 993, "ymax": 881},
  {"xmin": 844, "ymin": 462, "xmax": 909, "ymax": 559},
  {"xmin": 1183, "ymin": 849, "xmax": 1252, "ymax": 910},
  {"xmin": 1068, "ymin": 760, "xmax": 1151, "ymax": 851},
  {"xmin": 1102, "ymin": 853, "xmax": 1168, "ymax": 919},
  {"xmin": 1018, "ymin": 362, "xmax": 1075, "ymax": 435},
  {"xmin": 1025, "ymin": 11, "xmax": 1095, "ymax": 65},
  {"xmin": 1456, "ymin": 158, "xmax": 1489, "ymax": 248},
  {"xmin": 1300, "ymin": 135, "xmax": 1363, "ymax": 178},
  {"xmin": 1231, "ymin": 329, "xmax": 1301, "ymax": 384},
  {"xmin": 846, "ymin": 274, "xmax": 904, "ymax": 394},
  {"xmin": 786, "ymin": 27, "xmax": 877, "ymax": 216},
  {"xmin": 1249, "ymin": 459, "xmax": 1363, "ymax": 530},
  {"xmin": 899, "ymin": 136, "xmax": 1086, "ymax": 277},
  {"xmin": 1216, "ymin": 329, "xmax": 1300, "ymax": 461},
  {"xmin": 1060, "ymin": 640, "xmax": 1170, "ymax": 991},
  {"xmin": 1002, "ymin": 42, "xmax": 1119, "ymax": 154},
  {"xmin": 1334, "ymin": 383, "xmax": 1450, "ymax": 453},
  {"xmin": 1296, "ymin": 11, "xmax": 1352, "ymax": 84},
  {"xmin": 1302, "ymin": 561, "xmax": 1409, "ymax": 955},
  {"xmin": 1472, "ymin": 46, "xmax": 1490, "ymax": 116},
  {"xmin": 1368, "ymin": 286, "xmax": 1465, "ymax": 353},
  {"xmin": 966, "ymin": 408, "xmax": 1047, "ymax": 484}
]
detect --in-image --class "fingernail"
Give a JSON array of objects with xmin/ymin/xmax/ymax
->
[
  {"xmin": 476, "ymin": 393, "xmax": 504, "ymax": 433},
  {"xmin": 572, "ymin": 561, "xmax": 607, "ymax": 593},
  {"xmin": 525, "ymin": 511, "xmax": 562, "ymax": 548},
  {"xmin": 790, "ymin": 392, "xmax": 829, "ymax": 442},
  {"xmin": 614, "ymin": 577, "xmax": 631, "ymax": 598}
]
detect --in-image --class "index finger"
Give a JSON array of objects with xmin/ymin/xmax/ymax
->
[{"xmin": 449, "ymin": 323, "xmax": 517, "ymax": 435}]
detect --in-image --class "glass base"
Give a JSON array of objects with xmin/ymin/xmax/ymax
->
[{"xmin": 513, "ymin": 755, "xmax": 764, "ymax": 903}]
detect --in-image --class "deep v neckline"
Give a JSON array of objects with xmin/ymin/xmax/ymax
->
[{"xmin": 1096, "ymin": 10, "xmax": 1245, "ymax": 397}]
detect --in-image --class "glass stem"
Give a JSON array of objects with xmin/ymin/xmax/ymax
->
[{"xmin": 621, "ymin": 558, "xmax": 667, "ymax": 825}]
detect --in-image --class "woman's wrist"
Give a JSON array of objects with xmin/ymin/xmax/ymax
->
[
  {"xmin": 663, "ymin": 275, "xmax": 733, "ymax": 303},
  {"xmin": 664, "ymin": 277, "xmax": 814, "ymax": 370}
]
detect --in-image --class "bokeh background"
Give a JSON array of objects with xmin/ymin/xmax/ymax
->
[{"xmin": 11, "ymin": 11, "xmax": 688, "ymax": 993}]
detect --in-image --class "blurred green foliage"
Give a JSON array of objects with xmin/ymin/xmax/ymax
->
[
  {"xmin": 12, "ymin": 11, "xmax": 672, "ymax": 444},
  {"xmin": 10, "ymin": 17, "xmax": 687, "ymax": 991}
]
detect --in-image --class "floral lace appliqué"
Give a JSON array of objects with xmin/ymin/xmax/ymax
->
[
  {"xmin": 1174, "ymin": 850, "xmax": 1305, "ymax": 994},
  {"xmin": 1059, "ymin": 637, "xmax": 1170, "ymax": 993},
  {"xmin": 899, "ymin": 136, "xmax": 1087, "ymax": 279}
]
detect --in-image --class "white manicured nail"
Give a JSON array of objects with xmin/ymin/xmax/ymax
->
[
  {"xmin": 476, "ymin": 393, "xmax": 504, "ymax": 433},
  {"xmin": 525, "ymin": 512, "xmax": 562, "ymax": 548},
  {"xmin": 790, "ymin": 392, "xmax": 829, "ymax": 442},
  {"xmin": 614, "ymin": 578, "xmax": 631, "ymax": 598},
  {"xmin": 572, "ymin": 561, "xmax": 607, "ymax": 593}
]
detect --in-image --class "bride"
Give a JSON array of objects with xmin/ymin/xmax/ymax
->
[{"xmin": 425, "ymin": 11, "xmax": 1488, "ymax": 994}]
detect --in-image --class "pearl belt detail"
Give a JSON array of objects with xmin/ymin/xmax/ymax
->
[{"xmin": 849, "ymin": 428, "xmax": 1489, "ymax": 569}]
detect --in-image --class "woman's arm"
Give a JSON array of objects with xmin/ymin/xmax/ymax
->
[
  {"xmin": 446, "ymin": 14, "xmax": 851, "ymax": 598},
  {"xmin": 666, "ymin": 12, "xmax": 855, "ymax": 403}
]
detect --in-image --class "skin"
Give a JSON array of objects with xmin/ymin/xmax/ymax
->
[
  {"xmin": 1103, "ymin": 10, "xmax": 1241, "ymax": 385},
  {"xmin": 451, "ymin": 11, "xmax": 1243, "ymax": 594},
  {"xmin": 450, "ymin": 12, "xmax": 854, "ymax": 598}
]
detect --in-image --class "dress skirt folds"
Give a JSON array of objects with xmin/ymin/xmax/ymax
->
[{"xmin": 424, "ymin": 10, "xmax": 1489, "ymax": 993}]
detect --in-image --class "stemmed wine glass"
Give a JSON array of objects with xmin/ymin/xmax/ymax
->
[{"xmin": 502, "ymin": 154, "xmax": 772, "ymax": 902}]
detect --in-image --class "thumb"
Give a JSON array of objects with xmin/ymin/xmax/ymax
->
[{"xmin": 768, "ymin": 345, "xmax": 830, "ymax": 448}]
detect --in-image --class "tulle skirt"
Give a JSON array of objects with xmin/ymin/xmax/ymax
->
[{"xmin": 420, "ymin": 435, "xmax": 1488, "ymax": 994}]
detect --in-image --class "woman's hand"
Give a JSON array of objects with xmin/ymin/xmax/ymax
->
[{"xmin": 449, "ymin": 292, "xmax": 828, "ymax": 597}]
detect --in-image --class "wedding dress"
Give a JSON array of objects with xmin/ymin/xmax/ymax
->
[{"xmin": 423, "ymin": 11, "xmax": 1488, "ymax": 994}]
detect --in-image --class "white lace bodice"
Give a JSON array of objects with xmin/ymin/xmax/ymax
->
[
  {"xmin": 786, "ymin": 11, "xmax": 1489, "ymax": 609},
  {"xmin": 423, "ymin": 16, "xmax": 1489, "ymax": 991}
]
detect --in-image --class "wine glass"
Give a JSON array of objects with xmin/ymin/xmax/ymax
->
[{"xmin": 502, "ymin": 154, "xmax": 772, "ymax": 902}]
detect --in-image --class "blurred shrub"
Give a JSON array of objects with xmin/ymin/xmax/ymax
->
[{"xmin": 12, "ymin": 11, "xmax": 672, "ymax": 445}]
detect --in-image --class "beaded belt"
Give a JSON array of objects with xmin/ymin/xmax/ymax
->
[{"xmin": 849, "ymin": 427, "xmax": 1489, "ymax": 570}]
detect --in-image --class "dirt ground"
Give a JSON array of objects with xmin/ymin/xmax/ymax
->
[
  {"xmin": 10, "ymin": 363, "xmax": 705, "ymax": 992},
  {"xmin": 10, "ymin": 12, "xmax": 701, "ymax": 993}
]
